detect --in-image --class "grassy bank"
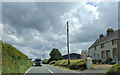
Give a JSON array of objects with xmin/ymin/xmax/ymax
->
[
  {"xmin": 49, "ymin": 59, "xmax": 86, "ymax": 70},
  {"xmin": 0, "ymin": 40, "xmax": 2, "ymax": 74},
  {"xmin": 2, "ymin": 41, "xmax": 33, "ymax": 73},
  {"xmin": 106, "ymin": 62, "xmax": 120, "ymax": 75},
  {"xmin": 42, "ymin": 59, "xmax": 51, "ymax": 64}
]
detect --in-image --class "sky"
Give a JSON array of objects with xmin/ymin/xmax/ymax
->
[{"xmin": 1, "ymin": 1, "xmax": 118, "ymax": 59}]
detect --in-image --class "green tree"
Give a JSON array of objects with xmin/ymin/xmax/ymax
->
[{"xmin": 49, "ymin": 48, "xmax": 62, "ymax": 61}]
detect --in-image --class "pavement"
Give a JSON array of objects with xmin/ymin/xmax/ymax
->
[{"xmin": 25, "ymin": 64, "xmax": 109, "ymax": 75}]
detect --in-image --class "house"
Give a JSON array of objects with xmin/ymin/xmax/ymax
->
[
  {"xmin": 89, "ymin": 28, "xmax": 120, "ymax": 63},
  {"xmin": 62, "ymin": 53, "xmax": 81, "ymax": 59},
  {"xmin": 81, "ymin": 50, "xmax": 88, "ymax": 59}
]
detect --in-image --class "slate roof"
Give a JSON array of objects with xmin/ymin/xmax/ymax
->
[
  {"xmin": 89, "ymin": 29, "xmax": 120, "ymax": 49},
  {"xmin": 62, "ymin": 53, "xmax": 81, "ymax": 57}
]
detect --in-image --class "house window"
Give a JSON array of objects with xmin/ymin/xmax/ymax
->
[
  {"xmin": 106, "ymin": 50, "xmax": 110, "ymax": 58},
  {"xmin": 113, "ymin": 48, "xmax": 117, "ymax": 58},
  {"xmin": 101, "ymin": 51, "xmax": 105, "ymax": 59},
  {"xmin": 94, "ymin": 54, "xmax": 96, "ymax": 59},
  {"xmin": 112, "ymin": 40, "xmax": 116, "ymax": 45},
  {"xmin": 98, "ymin": 54, "xmax": 99, "ymax": 59},
  {"xmin": 101, "ymin": 43, "xmax": 104, "ymax": 48},
  {"xmin": 94, "ymin": 46, "xmax": 96, "ymax": 50}
]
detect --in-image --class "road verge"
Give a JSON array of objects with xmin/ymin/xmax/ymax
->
[{"xmin": 49, "ymin": 59, "xmax": 87, "ymax": 71}]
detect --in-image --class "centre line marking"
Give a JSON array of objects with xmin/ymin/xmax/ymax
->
[{"xmin": 43, "ymin": 65, "xmax": 54, "ymax": 73}]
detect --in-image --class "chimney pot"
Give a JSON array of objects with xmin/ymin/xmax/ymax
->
[
  {"xmin": 107, "ymin": 28, "xmax": 114, "ymax": 36},
  {"xmin": 99, "ymin": 34, "xmax": 104, "ymax": 39}
]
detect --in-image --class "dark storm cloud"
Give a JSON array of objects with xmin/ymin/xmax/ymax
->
[{"xmin": 2, "ymin": 2, "xmax": 79, "ymax": 34}]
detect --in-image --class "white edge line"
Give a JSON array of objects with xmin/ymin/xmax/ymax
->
[{"xmin": 24, "ymin": 66, "xmax": 33, "ymax": 75}]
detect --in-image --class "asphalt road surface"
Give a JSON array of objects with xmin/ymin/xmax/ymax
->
[{"xmin": 25, "ymin": 64, "xmax": 106, "ymax": 75}]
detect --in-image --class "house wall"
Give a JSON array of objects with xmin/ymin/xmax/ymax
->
[
  {"xmin": 89, "ymin": 39, "xmax": 118, "ymax": 62},
  {"xmin": 81, "ymin": 50, "xmax": 88, "ymax": 59}
]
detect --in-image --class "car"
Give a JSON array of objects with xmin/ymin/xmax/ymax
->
[{"xmin": 34, "ymin": 59, "xmax": 42, "ymax": 66}]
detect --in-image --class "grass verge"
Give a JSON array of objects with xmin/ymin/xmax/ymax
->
[{"xmin": 49, "ymin": 59, "xmax": 87, "ymax": 71}]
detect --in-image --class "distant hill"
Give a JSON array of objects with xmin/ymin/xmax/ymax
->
[{"xmin": 1, "ymin": 41, "xmax": 33, "ymax": 73}]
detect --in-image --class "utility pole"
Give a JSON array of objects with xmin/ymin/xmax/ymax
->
[
  {"xmin": 43, "ymin": 49, "xmax": 45, "ymax": 59},
  {"xmin": 67, "ymin": 21, "xmax": 70, "ymax": 65},
  {"xmin": 118, "ymin": 37, "xmax": 120, "ymax": 61}
]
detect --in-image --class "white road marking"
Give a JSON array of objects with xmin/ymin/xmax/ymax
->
[
  {"xmin": 43, "ymin": 65, "xmax": 54, "ymax": 73},
  {"xmin": 48, "ymin": 69, "xmax": 54, "ymax": 73},
  {"xmin": 24, "ymin": 66, "xmax": 33, "ymax": 75}
]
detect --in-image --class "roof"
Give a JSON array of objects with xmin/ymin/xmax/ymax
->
[
  {"xmin": 62, "ymin": 53, "xmax": 81, "ymax": 57},
  {"xmin": 89, "ymin": 29, "xmax": 120, "ymax": 49}
]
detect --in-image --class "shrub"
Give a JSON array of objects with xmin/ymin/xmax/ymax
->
[
  {"xmin": 42, "ymin": 59, "xmax": 51, "ymax": 64},
  {"xmin": 97, "ymin": 59, "xmax": 102, "ymax": 64},
  {"xmin": 49, "ymin": 61, "xmax": 56, "ymax": 65},
  {"xmin": 106, "ymin": 62, "xmax": 120, "ymax": 75},
  {"xmin": 92, "ymin": 60, "xmax": 97, "ymax": 64},
  {"xmin": 105, "ymin": 58, "xmax": 113, "ymax": 64},
  {"xmin": 68, "ymin": 59, "xmax": 86, "ymax": 70}
]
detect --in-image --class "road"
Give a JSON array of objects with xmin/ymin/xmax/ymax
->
[{"xmin": 25, "ymin": 64, "xmax": 107, "ymax": 75}]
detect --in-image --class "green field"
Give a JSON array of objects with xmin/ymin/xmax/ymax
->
[
  {"xmin": 1, "ymin": 41, "xmax": 33, "ymax": 74},
  {"xmin": 49, "ymin": 59, "xmax": 87, "ymax": 70}
]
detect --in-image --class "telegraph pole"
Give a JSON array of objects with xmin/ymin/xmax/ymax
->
[
  {"xmin": 43, "ymin": 49, "xmax": 45, "ymax": 59},
  {"xmin": 67, "ymin": 21, "xmax": 70, "ymax": 65}
]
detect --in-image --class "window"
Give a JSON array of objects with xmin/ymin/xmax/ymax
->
[
  {"xmin": 98, "ymin": 54, "xmax": 99, "ymax": 59},
  {"xmin": 113, "ymin": 48, "xmax": 117, "ymax": 58},
  {"xmin": 94, "ymin": 46, "xmax": 96, "ymax": 50},
  {"xmin": 101, "ymin": 43, "xmax": 104, "ymax": 48},
  {"xmin": 94, "ymin": 54, "xmax": 96, "ymax": 59},
  {"xmin": 112, "ymin": 40, "xmax": 116, "ymax": 45},
  {"xmin": 101, "ymin": 51, "xmax": 105, "ymax": 59},
  {"xmin": 106, "ymin": 50, "xmax": 110, "ymax": 58}
]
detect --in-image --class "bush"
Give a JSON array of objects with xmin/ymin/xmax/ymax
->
[
  {"xmin": 97, "ymin": 59, "xmax": 102, "ymax": 64},
  {"xmin": 68, "ymin": 59, "xmax": 86, "ymax": 70},
  {"xmin": 49, "ymin": 61, "xmax": 56, "ymax": 65},
  {"xmin": 92, "ymin": 60, "xmax": 97, "ymax": 64},
  {"xmin": 105, "ymin": 58, "xmax": 113, "ymax": 64},
  {"xmin": 42, "ymin": 59, "xmax": 51, "ymax": 64},
  {"xmin": 106, "ymin": 62, "xmax": 120, "ymax": 75}
]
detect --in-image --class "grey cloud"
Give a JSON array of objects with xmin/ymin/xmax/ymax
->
[
  {"xmin": 69, "ymin": 2, "xmax": 118, "ymax": 45},
  {"xmin": 2, "ymin": 2, "xmax": 118, "ymax": 59}
]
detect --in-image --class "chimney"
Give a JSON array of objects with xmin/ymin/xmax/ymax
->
[
  {"xmin": 107, "ymin": 28, "xmax": 114, "ymax": 36},
  {"xmin": 99, "ymin": 34, "xmax": 104, "ymax": 39}
]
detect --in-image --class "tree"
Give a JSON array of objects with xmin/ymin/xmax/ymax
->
[{"xmin": 49, "ymin": 48, "xmax": 62, "ymax": 61}]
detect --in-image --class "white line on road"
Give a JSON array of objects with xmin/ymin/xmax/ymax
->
[
  {"xmin": 24, "ymin": 66, "xmax": 33, "ymax": 75},
  {"xmin": 43, "ymin": 65, "xmax": 54, "ymax": 73},
  {"xmin": 48, "ymin": 69, "xmax": 54, "ymax": 73}
]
